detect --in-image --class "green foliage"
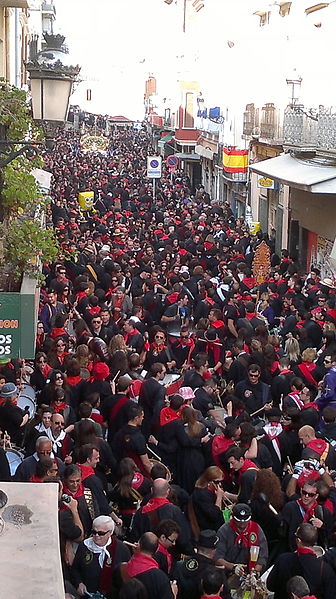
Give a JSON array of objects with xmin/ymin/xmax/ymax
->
[
  {"xmin": 0, "ymin": 80, "xmax": 57, "ymax": 288},
  {"xmin": 3, "ymin": 218, "xmax": 59, "ymax": 285},
  {"xmin": 2, "ymin": 159, "xmax": 43, "ymax": 216},
  {"xmin": 0, "ymin": 79, "xmax": 42, "ymax": 141}
]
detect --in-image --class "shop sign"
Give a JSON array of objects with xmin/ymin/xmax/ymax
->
[
  {"xmin": 0, "ymin": 294, "xmax": 20, "ymax": 358},
  {"xmin": 257, "ymin": 175, "xmax": 275, "ymax": 189}
]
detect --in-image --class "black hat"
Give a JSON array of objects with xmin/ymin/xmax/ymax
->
[
  {"xmin": 232, "ymin": 503, "xmax": 251, "ymax": 522},
  {"xmin": 197, "ymin": 530, "xmax": 219, "ymax": 549}
]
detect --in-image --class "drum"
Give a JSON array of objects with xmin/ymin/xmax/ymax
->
[
  {"xmin": 161, "ymin": 374, "xmax": 184, "ymax": 396},
  {"xmin": 160, "ymin": 373, "xmax": 180, "ymax": 387},
  {"xmin": 212, "ymin": 407, "xmax": 228, "ymax": 424},
  {"xmin": 17, "ymin": 384, "xmax": 36, "ymax": 420},
  {"xmin": 5, "ymin": 447, "xmax": 24, "ymax": 476}
]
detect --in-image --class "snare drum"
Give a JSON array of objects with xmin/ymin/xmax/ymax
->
[
  {"xmin": 5, "ymin": 447, "xmax": 24, "ymax": 476},
  {"xmin": 17, "ymin": 384, "xmax": 36, "ymax": 420}
]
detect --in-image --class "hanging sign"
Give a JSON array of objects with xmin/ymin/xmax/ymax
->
[{"xmin": 257, "ymin": 175, "xmax": 275, "ymax": 189}]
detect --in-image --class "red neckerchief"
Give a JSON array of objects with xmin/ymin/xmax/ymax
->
[
  {"xmin": 126, "ymin": 553, "xmax": 159, "ymax": 577},
  {"xmin": 296, "ymin": 546, "xmax": 316, "ymax": 556},
  {"xmin": 245, "ymin": 312, "xmax": 257, "ymax": 321},
  {"xmin": 76, "ymin": 291, "xmax": 87, "ymax": 301},
  {"xmin": 212, "ymin": 319, "xmax": 225, "ymax": 329},
  {"xmin": 175, "ymin": 336, "xmax": 195, "ymax": 364},
  {"xmin": 158, "ymin": 542, "xmax": 173, "ymax": 573},
  {"xmin": 166, "ymin": 292, "xmax": 179, "ymax": 304},
  {"xmin": 29, "ymin": 475, "xmax": 43, "ymax": 483},
  {"xmin": 297, "ymin": 362, "xmax": 318, "ymax": 387},
  {"xmin": 238, "ymin": 459, "xmax": 259, "ymax": 482},
  {"xmin": 270, "ymin": 360, "xmax": 280, "ymax": 374},
  {"xmin": 323, "ymin": 498, "xmax": 334, "ymax": 514},
  {"xmin": 206, "ymin": 338, "xmax": 222, "ymax": 371},
  {"xmin": 50, "ymin": 327, "xmax": 67, "ymax": 339},
  {"xmin": 88, "ymin": 306, "xmax": 101, "ymax": 316},
  {"xmin": 280, "ymin": 368, "xmax": 293, "ymax": 375},
  {"xmin": 150, "ymin": 342, "xmax": 166, "ymax": 355},
  {"xmin": 229, "ymin": 519, "xmax": 260, "ymax": 572},
  {"xmin": 297, "ymin": 498, "xmax": 318, "ymax": 522},
  {"xmin": 201, "ymin": 595, "xmax": 222, "ymax": 599},
  {"xmin": 142, "ymin": 497, "xmax": 171, "ymax": 513},
  {"xmin": 242, "ymin": 276, "xmax": 256, "ymax": 290},
  {"xmin": 60, "ymin": 482, "xmax": 84, "ymax": 509},
  {"xmin": 124, "ymin": 329, "xmax": 139, "ymax": 344},
  {"xmin": 56, "ymin": 351, "xmax": 68, "ymax": 365},
  {"xmin": 52, "ymin": 401, "xmax": 67, "ymax": 413},
  {"xmin": 302, "ymin": 402, "xmax": 319, "ymax": 412},
  {"xmin": 66, "ymin": 375, "xmax": 82, "ymax": 386},
  {"xmin": 0, "ymin": 398, "xmax": 17, "ymax": 407},
  {"xmin": 159, "ymin": 406, "xmax": 180, "ymax": 427},
  {"xmin": 77, "ymin": 463, "xmax": 95, "ymax": 481}
]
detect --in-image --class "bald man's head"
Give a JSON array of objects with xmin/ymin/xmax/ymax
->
[
  {"xmin": 153, "ymin": 478, "xmax": 170, "ymax": 498},
  {"xmin": 139, "ymin": 532, "xmax": 158, "ymax": 555},
  {"xmin": 298, "ymin": 425, "xmax": 316, "ymax": 446}
]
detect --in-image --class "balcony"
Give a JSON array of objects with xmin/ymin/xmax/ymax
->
[
  {"xmin": 283, "ymin": 105, "xmax": 336, "ymax": 151},
  {"xmin": 0, "ymin": 0, "xmax": 29, "ymax": 6}
]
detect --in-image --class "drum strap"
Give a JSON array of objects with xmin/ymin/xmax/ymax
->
[{"xmin": 84, "ymin": 488, "xmax": 95, "ymax": 521}]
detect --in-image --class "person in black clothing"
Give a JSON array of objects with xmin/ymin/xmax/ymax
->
[
  {"xmin": 173, "ymin": 530, "xmax": 231, "ymax": 599},
  {"xmin": 102, "ymin": 376, "xmax": 133, "ymax": 443},
  {"xmin": 170, "ymin": 327, "xmax": 195, "ymax": 370},
  {"xmin": 114, "ymin": 532, "xmax": 174, "ymax": 599},
  {"xmin": 318, "ymin": 406, "xmax": 336, "ymax": 442},
  {"xmin": 267, "ymin": 523, "xmax": 336, "ymax": 599},
  {"xmin": 154, "ymin": 519, "xmax": 180, "ymax": 575},
  {"xmin": 271, "ymin": 357, "xmax": 295, "ymax": 407},
  {"xmin": 235, "ymin": 364, "xmax": 272, "ymax": 416},
  {"xmin": 0, "ymin": 442, "xmax": 10, "ymax": 481},
  {"xmin": 130, "ymin": 478, "xmax": 192, "ymax": 555},
  {"xmin": 191, "ymin": 466, "xmax": 225, "ymax": 532},
  {"xmin": 279, "ymin": 479, "xmax": 334, "ymax": 551},
  {"xmin": 227, "ymin": 340, "xmax": 251, "ymax": 386},
  {"xmin": 184, "ymin": 353, "xmax": 209, "ymax": 390},
  {"xmin": 139, "ymin": 363, "xmax": 167, "ymax": 439},
  {"xmin": 0, "ymin": 382, "xmax": 29, "ymax": 446},
  {"xmin": 124, "ymin": 319, "xmax": 145, "ymax": 354},
  {"xmin": 112, "ymin": 404, "xmax": 153, "ymax": 478},
  {"xmin": 71, "ymin": 515, "xmax": 131, "ymax": 599}
]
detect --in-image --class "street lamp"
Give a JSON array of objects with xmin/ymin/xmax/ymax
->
[
  {"xmin": 27, "ymin": 33, "xmax": 81, "ymax": 142},
  {"xmin": 0, "ymin": 32, "xmax": 81, "ymax": 167}
]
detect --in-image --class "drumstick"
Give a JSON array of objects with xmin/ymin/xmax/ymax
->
[
  {"xmin": 123, "ymin": 540, "xmax": 137, "ymax": 548},
  {"xmin": 287, "ymin": 456, "xmax": 294, "ymax": 474},
  {"xmin": 250, "ymin": 405, "xmax": 268, "ymax": 417},
  {"xmin": 268, "ymin": 503, "xmax": 278, "ymax": 515},
  {"xmin": 146, "ymin": 444, "xmax": 162, "ymax": 461},
  {"xmin": 111, "ymin": 370, "xmax": 121, "ymax": 384}
]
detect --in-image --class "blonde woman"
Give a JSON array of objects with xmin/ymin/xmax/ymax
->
[{"xmin": 284, "ymin": 336, "xmax": 301, "ymax": 366}]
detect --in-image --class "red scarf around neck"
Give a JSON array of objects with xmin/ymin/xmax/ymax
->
[
  {"xmin": 157, "ymin": 541, "xmax": 173, "ymax": 573},
  {"xmin": 229, "ymin": 519, "xmax": 260, "ymax": 571},
  {"xmin": 297, "ymin": 498, "xmax": 318, "ymax": 522},
  {"xmin": 142, "ymin": 496, "xmax": 171, "ymax": 514},
  {"xmin": 159, "ymin": 406, "xmax": 180, "ymax": 427},
  {"xmin": 296, "ymin": 546, "xmax": 316, "ymax": 556}
]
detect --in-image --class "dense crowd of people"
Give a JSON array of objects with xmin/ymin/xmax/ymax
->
[{"xmin": 1, "ymin": 123, "xmax": 336, "ymax": 599}]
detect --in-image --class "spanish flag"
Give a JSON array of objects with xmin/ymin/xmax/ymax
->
[{"xmin": 222, "ymin": 147, "xmax": 248, "ymax": 173}]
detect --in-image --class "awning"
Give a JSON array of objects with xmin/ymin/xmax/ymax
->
[
  {"xmin": 158, "ymin": 132, "xmax": 174, "ymax": 147},
  {"xmin": 249, "ymin": 153, "xmax": 336, "ymax": 193},
  {"xmin": 175, "ymin": 152, "xmax": 200, "ymax": 161},
  {"xmin": 195, "ymin": 144, "xmax": 214, "ymax": 160}
]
